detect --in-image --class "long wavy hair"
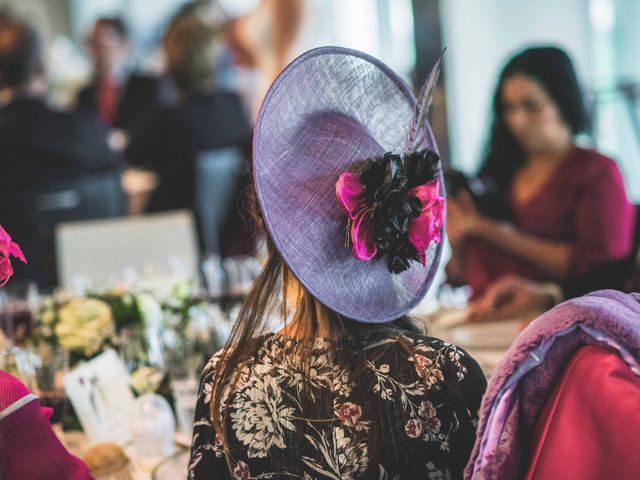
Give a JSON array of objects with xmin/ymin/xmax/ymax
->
[
  {"xmin": 479, "ymin": 46, "xmax": 590, "ymax": 195},
  {"xmin": 209, "ymin": 180, "xmax": 423, "ymax": 468}
]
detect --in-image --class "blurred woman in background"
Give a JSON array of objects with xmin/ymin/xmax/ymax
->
[
  {"xmin": 127, "ymin": 16, "xmax": 251, "ymax": 212},
  {"xmin": 446, "ymin": 46, "xmax": 635, "ymax": 299},
  {"xmin": 126, "ymin": 15, "xmax": 253, "ymax": 255}
]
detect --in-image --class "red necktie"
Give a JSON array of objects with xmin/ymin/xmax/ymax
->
[{"xmin": 98, "ymin": 78, "xmax": 118, "ymax": 125}]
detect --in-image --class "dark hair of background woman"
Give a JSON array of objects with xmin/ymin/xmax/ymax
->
[{"xmin": 479, "ymin": 46, "xmax": 591, "ymax": 195}]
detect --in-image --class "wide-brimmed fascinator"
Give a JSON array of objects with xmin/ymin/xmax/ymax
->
[{"xmin": 253, "ymin": 46, "xmax": 445, "ymax": 323}]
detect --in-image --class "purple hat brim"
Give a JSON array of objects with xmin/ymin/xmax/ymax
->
[{"xmin": 253, "ymin": 46, "xmax": 445, "ymax": 323}]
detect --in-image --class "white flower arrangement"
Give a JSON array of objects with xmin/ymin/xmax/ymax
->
[{"xmin": 48, "ymin": 298, "xmax": 116, "ymax": 357}]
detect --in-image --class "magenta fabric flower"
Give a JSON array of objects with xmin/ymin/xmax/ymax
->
[
  {"xmin": 0, "ymin": 225, "xmax": 27, "ymax": 287},
  {"xmin": 335, "ymin": 172, "xmax": 377, "ymax": 261},
  {"xmin": 336, "ymin": 173, "xmax": 444, "ymax": 266},
  {"xmin": 408, "ymin": 179, "xmax": 445, "ymax": 265}
]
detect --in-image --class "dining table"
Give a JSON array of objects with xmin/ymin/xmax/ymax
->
[
  {"xmin": 58, "ymin": 429, "xmax": 190, "ymax": 480},
  {"xmin": 422, "ymin": 307, "xmax": 545, "ymax": 378}
]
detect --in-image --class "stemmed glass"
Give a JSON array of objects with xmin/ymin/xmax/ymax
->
[
  {"xmin": 163, "ymin": 330, "xmax": 202, "ymax": 440},
  {"xmin": 0, "ymin": 342, "xmax": 69, "ymax": 434},
  {"xmin": 0, "ymin": 280, "xmax": 39, "ymax": 345},
  {"xmin": 32, "ymin": 343, "xmax": 70, "ymax": 430},
  {"xmin": 120, "ymin": 327, "xmax": 166, "ymax": 395},
  {"xmin": 119, "ymin": 326, "xmax": 175, "ymax": 459}
]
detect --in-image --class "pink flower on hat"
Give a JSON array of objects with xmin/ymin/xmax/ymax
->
[
  {"xmin": 335, "ymin": 172, "xmax": 377, "ymax": 261},
  {"xmin": 408, "ymin": 179, "xmax": 444, "ymax": 265},
  {"xmin": 0, "ymin": 225, "xmax": 27, "ymax": 287},
  {"xmin": 336, "ymin": 171, "xmax": 444, "ymax": 267}
]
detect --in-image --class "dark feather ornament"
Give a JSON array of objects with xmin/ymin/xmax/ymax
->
[
  {"xmin": 340, "ymin": 52, "xmax": 445, "ymax": 273},
  {"xmin": 358, "ymin": 149, "xmax": 440, "ymax": 273}
]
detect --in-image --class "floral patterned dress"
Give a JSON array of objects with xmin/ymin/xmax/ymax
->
[{"xmin": 189, "ymin": 332, "xmax": 486, "ymax": 480}]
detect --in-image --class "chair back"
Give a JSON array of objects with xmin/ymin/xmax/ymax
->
[
  {"xmin": 465, "ymin": 291, "xmax": 640, "ymax": 479},
  {"xmin": 56, "ymin": 210, "xmax": 199, "ymax": 291},
  {"xmin": 0, "ymin": 172, "xmax": 126, "ymax": 287},
  {"xmin": 194, "ymin": 147, "xmax": 247, "ymax": 255}
]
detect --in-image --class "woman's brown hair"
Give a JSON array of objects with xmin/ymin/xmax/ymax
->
[{"xmin": 163, "ymin": 16, "xmax": 217, "ymax": 95}]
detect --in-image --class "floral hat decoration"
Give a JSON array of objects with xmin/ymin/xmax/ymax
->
[{"xmin": 253, "ymin": 46, "xmax": 445, "ymax": 323}]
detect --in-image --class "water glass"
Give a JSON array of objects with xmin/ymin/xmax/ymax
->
[
  {"xmin": 170, "ymin": 377, "xmax": 198, "ymax": 437},
  {"xmin": 0, "ymin": 280, "xmax": 38, "ymax": 344},
  {"xmin": 130, "ymin": 393, "xmax": 176, "ymax": 459},
  {"xmin": 32, "ymin": 344, "xmax": 70, "ymax": 426},
  {"xmin": 120, "ymin": 327, "xmax": 165, "ymax": 395}
]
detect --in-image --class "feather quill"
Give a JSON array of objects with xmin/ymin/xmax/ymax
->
[{"xmin": 404, "ymin": 48, "xmax": 445, "ymax": 153}]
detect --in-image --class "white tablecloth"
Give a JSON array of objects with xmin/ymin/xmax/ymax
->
[
  {"xmin": 60, "ymin": 430, "xmax": 189, "ymax": 480},
  {"xmin": 424, "ymin": 307, "xmax": 542, "ymax": 377}
]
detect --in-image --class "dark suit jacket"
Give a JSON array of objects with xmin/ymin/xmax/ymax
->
[
  {"xmin": 76, "ymin": 73, "xmax": 173, "ymax": 133},
  {"xmin": 0, "ymin": 97, "xmax": 122, "ymax": 190},
  {"xmin": 126, "ymin": 90, "xmax": 251, "ymax": 212}
]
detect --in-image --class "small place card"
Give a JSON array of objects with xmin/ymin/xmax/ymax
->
[{"xmin": 64, "ymin": 349, "xmax": 135, "ymax": 444}]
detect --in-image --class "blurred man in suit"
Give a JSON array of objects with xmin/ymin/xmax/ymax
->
[
  {"xmin": 76, "ymin": 17, "xmax": 171, "ymax": 137},
  {"xmin": 0, "ymin": 18, "xmax": 121, "ymax": 190},
  {"xmin": 0, "ymin": 18, "xmax": 124, "ymax": 286}
]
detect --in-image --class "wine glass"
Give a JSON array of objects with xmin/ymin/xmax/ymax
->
[
  {"xmin": 0, "ymin": 342, "xmax": 69, "ymax": 434},
  {"xmin": 119, "ymin": 326, "xmax": 175, "ymax": 459},
  {"xmin": 163, "ymin": 329, "xmax": 201, "ymax": 440},
  {"xmin": 0, "ymin": 280, "xmax": 38, "ymax": 345},
  {"xmin": 120, "ymin": 327, "xmax": 166, "ymax": 395},
  {"xmin": 32, "ymin": 343, "xmax": 70, "ymax": 429}
]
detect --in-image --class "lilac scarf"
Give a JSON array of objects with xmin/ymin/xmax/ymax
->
[{"xmin": 465, "ymin": 290, "xmax": 640, "ymax": 479}]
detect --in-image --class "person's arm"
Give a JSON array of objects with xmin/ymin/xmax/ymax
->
[
  {"xmin": 444, "ymin": 248, "xmax": 466, "ymax": 286},
  {"xmin": 457, "ymin": 158, "xmax": 635, "ymax": 281},
  {"xmin": 471, "ymin": 218, "xmax": 572, "ymax": 279},
  {"xmin": 125, "ymin": 110, "xmax": 166, "ymax": 169},
  {"xmin": 468, "ymin": 254, "xmax": 637, "ymax": 323},
  {"xmin": 69, "ymin": 111, "xmax": 124, "ymax": 171},
  {"xmin": 448, "ymin": 191, "xmax": 572, "ymax": 279},
  {"xmin": 569, "ymin": 159, "xmax": 635, "ymax": 275},
  {"xmin": 467, "ymin": 275, "xmax": 562, "ymax": 322}
]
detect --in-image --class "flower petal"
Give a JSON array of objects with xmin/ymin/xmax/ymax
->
[
  {"xmin": 0, "ymin": 256, "xmax": 13, "ymax": 287},
  {"xmin": 351, "ymin": 209, "xmax": 377, "ymax": 261},
  {"xmin": 408, "ymin": 180, "xmax": 444, "ymax": 265},
  {"xmin": 336, "ymin": 172, "xmax": 367, "ymax": 218},
  {"xmin": 0, "ymin": 225, "xmax": 12, "ymax": 258},
  {"xmin": 9, "ymin": 242, "xmax": 26, "ymax": 264}
]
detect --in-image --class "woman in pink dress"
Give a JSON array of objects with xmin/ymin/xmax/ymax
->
[
  {"xmin": 1, "ymin": 225, "xmax": 92, "ymax": 479},
  {"xmin": 446, "ymin": 47, "xmax": 635, "ymax": 298}
]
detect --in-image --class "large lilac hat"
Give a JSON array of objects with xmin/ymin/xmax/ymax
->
[{"xmin": 253, "ymin": 46, "xmax": 446, "ymax": 323}]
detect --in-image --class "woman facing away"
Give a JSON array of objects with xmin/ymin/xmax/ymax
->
[
  {"xmin": 446, "ymin": 46, "xmax": 635, "ymax": 298},
  {"xmin": 188, "ymin": 47, "xmax": 487, "ymax": 479}
]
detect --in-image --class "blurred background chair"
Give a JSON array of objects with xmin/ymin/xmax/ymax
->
[
  {"xmin": 194, "ymin": 147, "xmax": 249, "ymax": 257},
  {"xmin": 56, "ymin": 210, "xmax": 198, "ymax": 292},
  {"xmin": 0, "ymin": 172, "xmax": 126, "ymax": 288}
]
